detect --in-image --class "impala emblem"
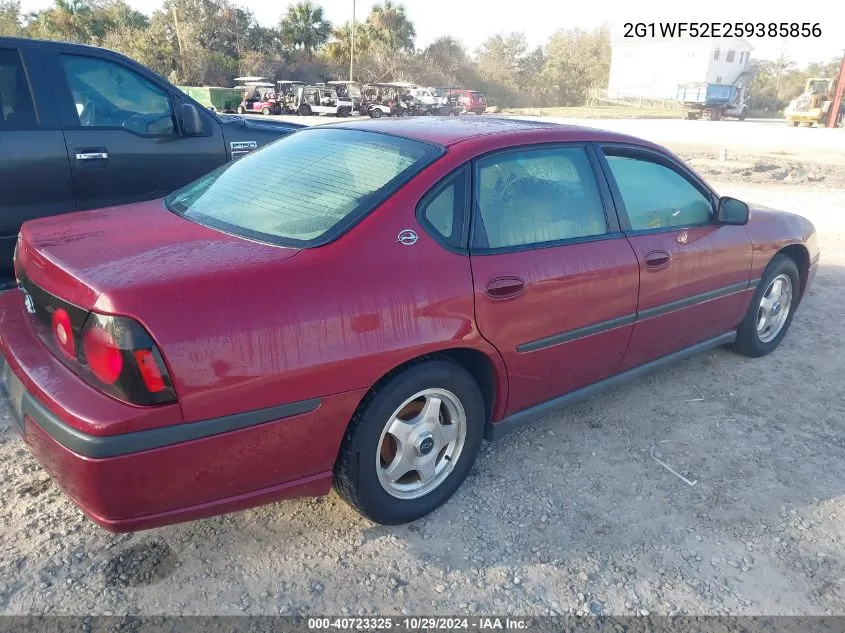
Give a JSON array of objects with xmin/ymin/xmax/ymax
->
[
  {"xmin": 397, "ymin": 229, "xmax": 418, "ymax": 246},
  {"xmin": 677, "ymin": 231, "xmax": 689, "ymax": 245}
]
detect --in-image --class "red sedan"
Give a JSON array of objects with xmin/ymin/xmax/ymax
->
[{"xmin": 0, "ymin": 118, "xmax": 818, "ymax": 532}]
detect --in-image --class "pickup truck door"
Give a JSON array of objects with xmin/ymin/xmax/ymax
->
[
  {"xmin": 47, "ymin": 49, "xmax": 226, "ymax": 211},
  {"xmin": 0, "ymin": 45, "xmax": 74, "ymax": 283}
]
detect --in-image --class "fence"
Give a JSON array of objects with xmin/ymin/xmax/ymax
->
[{"xmin": 585, "ymin": 88, "xmax": 681, "ymax": 110}]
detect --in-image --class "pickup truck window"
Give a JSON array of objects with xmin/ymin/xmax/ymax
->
[
  {"xmin": 165, "ymin": 128, "xmax": 442, "ymax": 247},
  {"xmin": 60, "ymin": 55, "xmax": 176, "ymax": 136},
  {"xmin": 0, "ymin": 48, "xmax": 37, "ymax": 130}
]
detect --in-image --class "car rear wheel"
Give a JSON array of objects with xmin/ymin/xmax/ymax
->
[
  {"xmin": 298, "ymin": 104, "xmax": 311, "ymax": 116},
  {"xmin": 262, "ymin": 107, "xmax": 271, "ymax": 115},
  {"xmin": 334, "ymin": 360, "xmax": 484, "ymax": 525},
  {"xmin": 732, "ymin": 254, "xmax": 800, "ymax": 357}
]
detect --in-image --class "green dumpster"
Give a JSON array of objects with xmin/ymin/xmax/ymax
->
[{"xmin": 178, "ymin": 86, "xmax": 244, "ymax": 113}]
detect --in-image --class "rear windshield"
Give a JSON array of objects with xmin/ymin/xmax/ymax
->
[
  {"xmin": 165, "ymin": 128, "xmax": 442, "ymax": 246},
  {"xmin": 471, "ymin": 92, "xmax": 485, "ymax": 98}
]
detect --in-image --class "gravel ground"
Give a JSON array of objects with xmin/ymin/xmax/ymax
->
[{"xmin": 1, "ymin": 141, "xmax": 844, "ymax": 617}]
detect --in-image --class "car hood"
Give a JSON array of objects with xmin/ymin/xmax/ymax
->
[
  {"xmin": 17, "ymin": 199, "xmax": 300, "ymax": 311},
  {"xmin": 218, "ymin": 113, "xmax": 306, "ymax": 134}
]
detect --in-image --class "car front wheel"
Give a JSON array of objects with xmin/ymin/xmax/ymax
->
[
  {"xmin": 334, "ymin": 360, "xmax": 484, "ymax": 525},
  {"xmin": 732, "ymin": 254, "xmax": 800, "ymax": 357}
]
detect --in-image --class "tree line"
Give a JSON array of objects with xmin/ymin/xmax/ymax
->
[{"xmin": 0, "ymin": 0, "xmax": 840, "ymax": 110}]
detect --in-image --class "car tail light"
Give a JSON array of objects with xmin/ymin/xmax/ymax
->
[
  {"xmin": 52, "ymin": 308, "xmax": 76, "ymax": 360},
  {"xmin": 18, "ymin": 270, "xmax": 176, "ymax": 406},
  {"xmin": 78, "ymin": 313, "xmax": 176, "ymax": 405},
  {"xmin": 82, "ymin": 325, "xmax": 123, "ymax": 384}
]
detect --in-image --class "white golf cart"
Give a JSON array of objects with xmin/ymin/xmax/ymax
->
[
  {"xmin": 294, "ymin": 85, "xmax": 354, "ymax": 117},
  {"xmin": 327, "ymin": 81, "xmax": 363, "ymax": 114}
]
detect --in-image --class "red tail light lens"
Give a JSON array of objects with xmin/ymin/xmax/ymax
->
[
  {"xmin": 51, "ymin": 307, "xmax": 76, "ymax": 360},
  {"xmin": 82, "ymin": 326, "xmax": 123, "ymax": 385},
  {"xmin": 133, "ymin": 349, "xmax": 166, "ymax": 393}
]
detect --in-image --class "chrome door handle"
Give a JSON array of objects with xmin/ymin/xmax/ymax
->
[{"xmin": 75, "ymin": 152, "xmax": 108, "ymax": 160}]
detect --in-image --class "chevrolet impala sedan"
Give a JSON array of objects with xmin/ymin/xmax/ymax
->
[{"xmin": 0, "ymin": 117, "xmax": 818, "ymax": 532}]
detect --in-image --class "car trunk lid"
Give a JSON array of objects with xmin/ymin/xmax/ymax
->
[{"xmin": 16, "ymin": 199, "xmax": 300, "ymax": 312}]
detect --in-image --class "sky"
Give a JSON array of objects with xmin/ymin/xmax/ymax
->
[{"xmin": 18, "ymin": 0, "xmax": 845, "ymax": 67}]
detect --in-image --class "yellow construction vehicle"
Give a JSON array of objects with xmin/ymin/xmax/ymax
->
[{"xmin": 784, "ymin": 77, "xmax": 836, "ymax": 127}]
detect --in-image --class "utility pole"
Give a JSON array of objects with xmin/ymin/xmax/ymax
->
[
  {"xmin": 349, "ymin": 0, "xmax": 355, "ymax": 82},
  {"xmin": 827, "ymin": 50, "xmax": 845, "ymax": 128},
  {"xmin": 172, "ymin": 7, "xmax": 185, "ymax": 79}
]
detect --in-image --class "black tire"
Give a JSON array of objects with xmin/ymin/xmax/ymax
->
[
  {"xmin": 298, "ymin": 104, "xmax": 311, "ymax": 116},
  {"xmin": 334, "ymin": 359, "xmax": 485, "ymax": 525},
  {"xmin": 371, "ymin": 108, "xmax": 383, "ymax": 119},
  {"xmin": 261, "ymin": 107, "xmax": 271, "ymax": 115},
  {"xmin": 739, "ymin": 108, "xmax": 747, "ymax": 121},
  {"xmin": 732, "ymin": 254, "xmax": 800, "ymax": 358},
  {"xmin": 237, "ymin": 105, "xmax": 245, "ymax": 114}
]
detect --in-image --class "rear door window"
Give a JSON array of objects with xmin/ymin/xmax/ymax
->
[
  {"xmin": 473, "ymin": 146, "xmax": 608, "ymax": 249},
  {"xmin": 0, "ymin": 48, "xmax": 37, "ymax": 130}
]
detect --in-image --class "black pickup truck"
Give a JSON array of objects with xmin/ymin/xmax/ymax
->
[{"xmin": 0, "ymin": 37, "xmax": 304, "ymax": 285}]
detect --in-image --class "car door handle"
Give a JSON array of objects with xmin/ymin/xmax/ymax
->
[
  {"xmin": 75, "ymin": 151, "xmax": 108, "ymax": 161},
  {"xmin": 485, "ymin": 276, "xmax": 526, "ymax": 300},
  {"xmin": 644, "ymin": 250, "xmax": 671, "ymax": 269}
]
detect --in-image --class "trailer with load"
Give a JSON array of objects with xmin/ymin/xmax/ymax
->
[{"xmin": 677, "ymin": 82, "xmax": 747, "ymax": 121}]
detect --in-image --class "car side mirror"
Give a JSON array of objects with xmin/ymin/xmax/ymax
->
[
  {"xmin": 717, "ymin": 196, "xmax": 749, "ymax": 225},
  {"xmin": 180, "ymin": 103, "xmax": 204, "ymax": 137}
]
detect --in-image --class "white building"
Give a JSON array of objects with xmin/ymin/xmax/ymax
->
[{"xmin": 607, "ymin": 35, "xmax": 753, "ymax": 100}]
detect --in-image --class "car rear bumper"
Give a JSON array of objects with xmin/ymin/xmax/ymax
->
[{"xmin": 0, "ymin": 288, "xmax": 365, "ymax": 532}]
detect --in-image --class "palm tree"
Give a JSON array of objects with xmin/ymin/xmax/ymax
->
[
  {"xmin": 279, "ymin": 0, "xmax": 331, "ymax": 57},
  {"xmin": 366, "ymin": 0, "xmax": 414, "ymax": 52},
  {"xmin": 26, "ymin": 0, "xmax": 93, "ymax": 42},
  {"xmin": 50, "ymin": 0, "xmax": 94, "ymax": 41},
  {"xmin": 324, "ymin": 21, "xmax": 370, "ymax": 63}
]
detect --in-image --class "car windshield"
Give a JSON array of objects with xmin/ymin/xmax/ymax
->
[{"xmin": 165, "ymin": 128, "xmax": 442, "ymax": 246}]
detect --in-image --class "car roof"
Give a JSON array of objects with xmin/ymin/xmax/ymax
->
[{"xmin": 318, "ymin": 116, "xmax": 662, "ymax": 150}]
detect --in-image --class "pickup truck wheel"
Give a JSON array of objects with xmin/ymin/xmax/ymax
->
[
  {"xmin": 334, "ymin": 360, "xmax": 484, "ymax": 525},
  {"xmin": 732, "ymin": 255, "xmax": 800, "ymax": 358}
]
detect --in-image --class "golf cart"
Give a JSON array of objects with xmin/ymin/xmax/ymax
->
[
  {"xmin": 327, "ymin": 80, "xmax": 363, "ymax": 114},
  {"xmin": 235, "ymin": 76, "xmax": 280, "ymax": 115},
  {"xmin": 294, "ymin": 85, "xmax": 353, "ymax": 117},
  {"xmin": 276, "ymin": 80, "xmax": 306, "ymax": 114},
  {"xmin": 361, "ymin": 83, "xmax": 415, "ymax": 118}
]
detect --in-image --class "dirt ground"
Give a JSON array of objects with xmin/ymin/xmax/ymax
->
[{"xmin": 1, "ymin": 128, "xmax": 844, "ymax": 617}]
